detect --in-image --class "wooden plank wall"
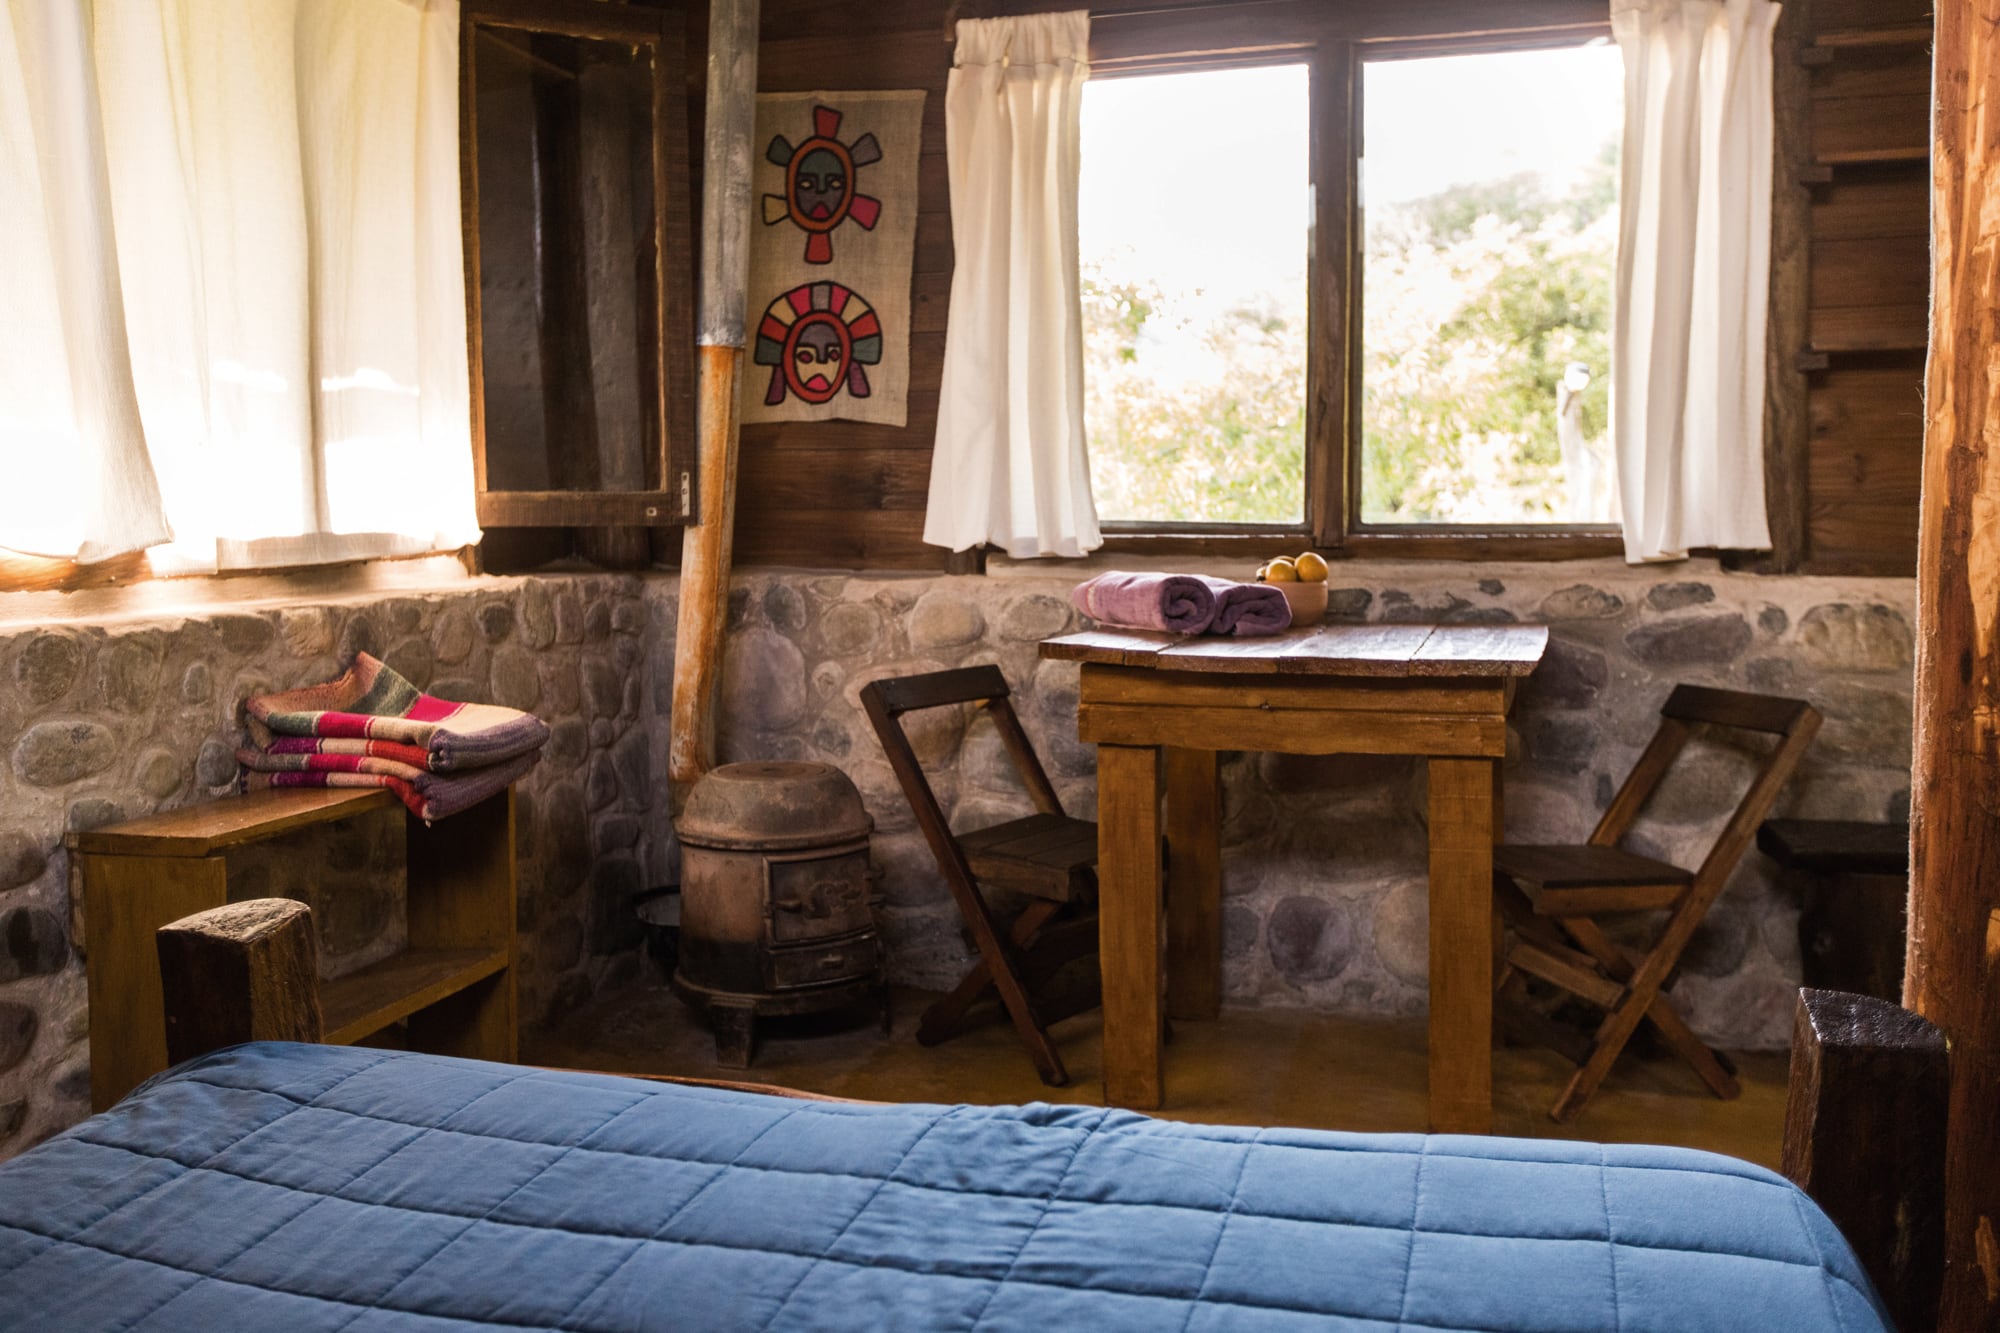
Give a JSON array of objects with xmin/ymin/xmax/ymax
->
[
  {"xmin": 716, "ymin": 0, "xmax": 1933, "ymax": 574},
  {"xmin": 730, "ymin": 0, "xmax": 956, "ymax": 570},
  {"xmin": 1796, "ymin": 0, "xmax": 1931, "ymax": 574}
]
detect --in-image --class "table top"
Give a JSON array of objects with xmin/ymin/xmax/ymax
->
[{"xmin": 1041, "ymin": 622, "xmax": 1549, "ymax": 677}]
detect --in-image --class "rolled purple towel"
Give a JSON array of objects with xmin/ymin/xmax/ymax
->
[
  {"xmin": 1199, "ymin": 576, "xmax": 1293, "ymax": 636},
  {"xmin": 1070, "ymin": 571, "xmax": 1218, "ymax": 634}
]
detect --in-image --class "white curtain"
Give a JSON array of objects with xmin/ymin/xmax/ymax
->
[
  {"xmin": 1, "ymin": 0, "xmax": 477, "ymax": 574},
  {"xmin": 0, "ymin": 0, "xmax": 169, "ymax": 562},
  {"xmin": 1612, "ymin": 0, "xmax": 1779, "ymax": 563},
  {"xmin": 925, "ymin": 11, "xmax": 1101, "ymax": 559}
]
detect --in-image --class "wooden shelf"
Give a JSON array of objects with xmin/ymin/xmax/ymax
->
[
  {"xmin": 1819, "ymin": 146, "xmax": 1928, "ymax": 167},
  {"xmin": 1812, "ymin": 25, "xmax": 1932, "ymax": 51},
  {"xmin": 1803, "ymin": 148, "xmax": 1928, "ymax": 186},
  {"xmin": 68, "ymin": 788, "xmax": 398, "ymax": 858},
  {"xmin": 322, "ymin": 947, "xmax": 510, "ymax": 1045},
  {"xmin": 1798, "ymin": 342, "xmax": 1928, "ymax": 372},
  {"xmin": 77, "ymin": 786, "xmax": 519, "ymax": 1109}
]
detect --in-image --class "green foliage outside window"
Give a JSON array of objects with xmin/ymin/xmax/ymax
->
[
  {"xmin": 1360, "ymin": 144, "xmax": 1619, "ymax": 524},
  {"xmin": 1082, "ymin": 269, "xmax": 1307, "ymax": 525},
  {"xmin": 1082, "ymin": 140, "xmax": 1619, "ymax": 528}
]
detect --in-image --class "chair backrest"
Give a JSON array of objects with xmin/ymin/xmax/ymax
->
[
  {"xmin": 864, "ymin": 664, "xmax": 1011, "ymax": 718},
  {"xmin": 1659, "ymin": 683, "xmax": 1817, "ymax": 735},
  {"xmin": 859, "ymin": 666, "xmax": 1067, "ymax": 874},
  {"xmin": 1590, "ymin": 684, "xmax": 1822, "ymax": 899}
]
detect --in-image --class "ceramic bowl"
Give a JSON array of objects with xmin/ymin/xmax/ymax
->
[{"xmin": 1274, "ymin": 580, "xmax": 1328, "ymax": 627}]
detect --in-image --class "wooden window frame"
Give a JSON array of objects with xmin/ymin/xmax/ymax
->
[
  {"xmin": 459, "ymin": 0, "xmax": 697, "ymax": 530},
  {"xmin": 1081, "ymin": 2, "xmax": 1625, "ymax": 562}
]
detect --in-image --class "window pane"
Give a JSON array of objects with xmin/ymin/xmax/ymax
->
[
  {"xmin": 1080, "ymin": 65, "xmax": 1310, "ymax": 526},
  {"xmin": 1358, "ymin": 44, "xmax": 1622, "ymax": 526}
]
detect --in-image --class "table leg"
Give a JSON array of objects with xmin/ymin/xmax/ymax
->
[
  {"xmin": 1165, "ymin": 747, "xmax": 1223, "ymax": 1021},
  {"xmin": 1098, "ymin": 743, "xmax": 1165, "ymax": 1109},
  {"xmin": 1427, "ymin": 757, "xmax": 1498, "ymax": 1134}
]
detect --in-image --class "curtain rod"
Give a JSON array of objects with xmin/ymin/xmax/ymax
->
[{"xmin": 943, "ymin": 0, "xmax": 1303, "ymax": 42}]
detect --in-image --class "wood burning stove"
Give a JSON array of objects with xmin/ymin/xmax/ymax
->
[{"xmin": 672, "ymin": 761, "xmax": 885, "ymax": 1066}]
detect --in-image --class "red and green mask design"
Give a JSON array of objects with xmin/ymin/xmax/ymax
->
[
  {"xmin": 754, "ymin": 282, "xmax": 883, "ymax": 406},
  {"xmin": 762, "ymin": 105, "xmax": 883, "ymax": 265}
]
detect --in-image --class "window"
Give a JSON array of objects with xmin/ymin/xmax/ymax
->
[
  {"xmin": 1357, "ymin": 42, "xmax": 1623, "ymax": 528},
  {"xmin": 1079, "ymin": 64, "xmax": 1311, "ymax": 528},
  {"xmin": 1075, "ymin": 24, "xmax": 1625, "ymax": 553}
]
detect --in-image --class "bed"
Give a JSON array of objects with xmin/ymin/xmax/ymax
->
[{"xmin": 0, "ymin": 1042, "xmax": 1887, "ymax": 1331}]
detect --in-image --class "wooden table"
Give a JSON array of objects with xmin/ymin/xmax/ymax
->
[{"xmin": 1042, "ymin": 623, "xmax": 1547, "ymax": 1133}]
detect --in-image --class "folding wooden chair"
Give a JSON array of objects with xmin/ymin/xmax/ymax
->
[
  {"xmin": 1495, "ymin": 684, "xmax": 1821, "ymax": 1122},
  {"xmin": 860, "ymin": 665, "xmax": 1099, "ymax": 1086}
]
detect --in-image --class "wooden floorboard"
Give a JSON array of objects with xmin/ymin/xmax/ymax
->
[{"xmin": 528, "ymin": 980, "xmax": 1791, "ymax": 1170}]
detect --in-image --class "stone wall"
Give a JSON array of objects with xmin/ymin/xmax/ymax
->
[
  {"xmin": 0, "ymin": 557, "xmax": 1915, "ymax": 1155},
  {"xmin": 0, "ymin": 574, "xmax": 660, "ymax": 1152},
  {"xmin": 698, "ymin": 560, "xmax": 1915, "ymax": 1055}
]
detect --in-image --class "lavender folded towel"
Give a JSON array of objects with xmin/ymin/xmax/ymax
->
[
  {"xmin": 1200, "ymin": 576, "xmax": 1293, "ymax": 636},
  {"xmin": 1070, "ymin": 571, "xmax": 1218, "ymax": 634}
]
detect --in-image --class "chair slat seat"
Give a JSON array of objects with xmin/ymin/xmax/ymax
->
[
  {"xmin": 960, "ymin": 813, "xmax": 1097, "ymax": 902},
  {"xmin": 1494, "ymin": 844, "xmax": 1691, "ymax": 913}
]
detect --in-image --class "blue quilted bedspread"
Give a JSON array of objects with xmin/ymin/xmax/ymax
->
[{"xmin": 0, "ymin": 1044, "xmax": 1887, "ymax": 1331}]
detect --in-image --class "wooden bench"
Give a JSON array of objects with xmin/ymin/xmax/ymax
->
[
  {"xmin": 73, "ymin": 786, "xmax": 518, "ymax": 1109},
  {"xmin": 1757, "ymin": 818, "xmax": 1909, "ymax": 1002}
]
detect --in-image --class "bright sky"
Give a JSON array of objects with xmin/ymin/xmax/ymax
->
[
  {"xmin": 1077, "ymin": 46, "xmax": 1625, "ymax": 372},
  {"xmin": 1361, "ymin": 43, "xmax": 1624, "ymax": 208},
  {"xmin": 1079, "ymin": 64, "xmax": 1311, "ymax": 377}
]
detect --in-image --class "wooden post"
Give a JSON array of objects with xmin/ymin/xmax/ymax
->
[
  {"xmin": 1097, "ymin": 743, "xmax": 1165, "ymax": 1109},
  {"xmin": 1164, "ymin": 747, "xmax": 1222, "ymax": 1022},
  {"xmin": 670, "ymin": 0, "xmax": 761, "ymax": 803},
  {"xmin": 1426, "ymin": 757, "xmax": 1495, "ymax": 1135},
  {"xmin": 1910, "ymin": 5, "xmax": 2000, "ymax": 1326},
  {"xmin": 156, "ymin": 899, "xmax": 323, "ymax": 1066},
  {"xmin": 1782, "ymin": 988, "xmax": 1948, "ymax": 1333}
]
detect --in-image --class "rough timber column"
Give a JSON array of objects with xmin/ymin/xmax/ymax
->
[
  {"xmin": 1907, "ymin": 3, "xmax": 2000, "ymax": 1325},
  {"xmin": 671, "ymin": 0, "xmax": 761, "ymax": 801}
]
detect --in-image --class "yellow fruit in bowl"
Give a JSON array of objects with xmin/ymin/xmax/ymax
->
[
  {"xmin": 1253, "ymin": 564, "xmax": 1271, "ymax": 582},
  {"xmin": 1263, "ymin": 561, "xmax": 1300, "ymax": 583},
  {"xmin": 1294, "ymin": 552, "xmax": 1329, "ymax": 582}
]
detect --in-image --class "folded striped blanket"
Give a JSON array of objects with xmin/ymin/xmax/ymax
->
[
  {"xmin": 247, "ymin": 653, "xmax": 548, "ymax": 772},
  {"xmin": 235, "ymin": 740, "xmax": 428, "ymax": 784},
  {"xmin": 244, "ymin": 750, "xmax": 540, "ymax": 823}
]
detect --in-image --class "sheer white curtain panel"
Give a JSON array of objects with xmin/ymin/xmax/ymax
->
[
  {"xmin": 1611, "ymin": 0, "xmax": 1779, "ymax": 563},
  {"xmin": 0, "ymin": 0, "xmax": 169, "ymax": 563},
  {"xmin": 0, "ymin": 0, "xmax": 476, "ymax": 575},
  {"xmin": 95, "ymin": 0, "xmax": 479, "ymax": 573},
  {"xmin": 924, "ymin": 10, "xmax": 1101, "ymax": 559}
]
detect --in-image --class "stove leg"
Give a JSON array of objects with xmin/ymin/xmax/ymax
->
[{"xmin": 712, "ymin": 1003, "xmax": 756, "ymax": 1068}]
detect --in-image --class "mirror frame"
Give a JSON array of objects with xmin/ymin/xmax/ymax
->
[{"xmin": 460, "ymin": 0, "xmax": 696, "ymax": 527}]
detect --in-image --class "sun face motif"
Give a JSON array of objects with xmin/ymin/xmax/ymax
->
[
  {"xmin": 762, "ymin": 105, "xmax": 883, "ymax": 265},
  {"xmin": 754, "ymin": 282, "xmax": 883, "ymax": 406}
]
